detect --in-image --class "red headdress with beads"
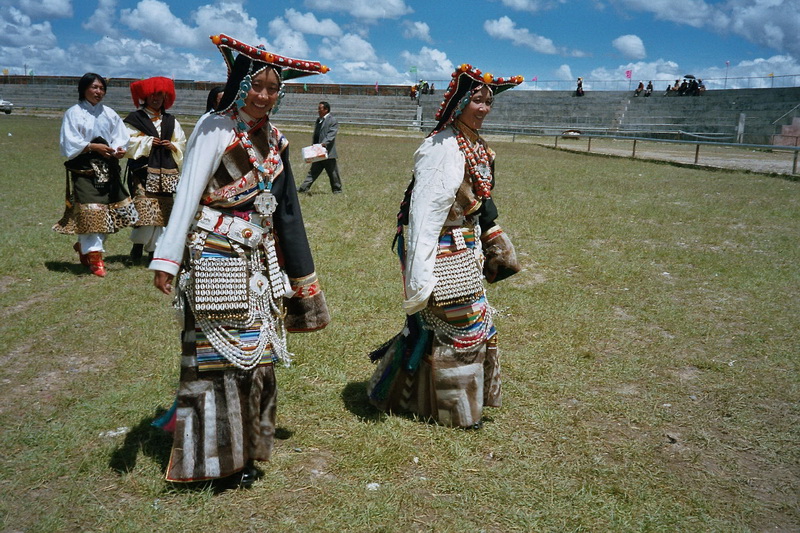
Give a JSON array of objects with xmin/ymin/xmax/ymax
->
[
  {"xmin": 431, "ymin": 64, "xmax": 524, "ymax": 135},
  {"xmin": 129, "ymin": 76, "xmax": 176, "ymax": 110}
]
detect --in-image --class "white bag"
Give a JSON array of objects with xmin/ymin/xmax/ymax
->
[{"xmin": 302, "ymin": 144, "xmax": 328, "ymax": 163}]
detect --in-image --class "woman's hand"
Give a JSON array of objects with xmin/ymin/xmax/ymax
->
[
  {"xmin": 153, "ymin": 138, "xmax": 176, "ymax": 151},
  {"xmin": 87, "ymin": 143, "xmax": 117, "ymax": 158},
  {"xmin": 154, "ymin": 270, "xmax": 175, "ymax": 295}
]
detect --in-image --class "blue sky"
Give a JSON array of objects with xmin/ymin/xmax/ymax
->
[{"xmin": 1, "ymin": 0, "xmax": 798, "ymax": 90}]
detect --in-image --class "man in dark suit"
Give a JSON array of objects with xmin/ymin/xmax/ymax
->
[{"xmin": 298, "ymin": 101, "xmax": 342, "ymax": 194}]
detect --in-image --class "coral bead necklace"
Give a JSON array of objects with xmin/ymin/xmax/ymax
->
[{"xmin": 453, "ymin": 124, "xmax": 494, "ymax": 199}]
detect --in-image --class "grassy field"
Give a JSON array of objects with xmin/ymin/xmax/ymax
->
[{"xmin": 0, "ymin": 114, "xmax": 798, "ymax": 532}]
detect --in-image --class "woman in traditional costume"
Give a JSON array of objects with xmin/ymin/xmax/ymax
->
[
  {"xmin": 124, "ymin": 77, "xmax": 187, "ymax": 264},
  {"xmin": 367, "ymin": 64, "xmax": 523, "ymax": 429},
  {"xmin": 54, "ymin": 73, "xmax": 138, "ymax": 277},
  {"xmin": 150, "ymin": 34, "xmax": 331, "ymax": 486}
]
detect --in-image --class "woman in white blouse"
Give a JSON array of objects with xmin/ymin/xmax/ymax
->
[{"xmin": 54, "ymin": 72, "xmax": 137, "ymax": 277}]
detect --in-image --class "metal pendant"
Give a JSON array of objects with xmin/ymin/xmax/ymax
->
[
  {"xmin": 254, "ymin": 192, "xmax": 277, "ymax": 216},
  {"xmin": 249, "ymin": 272, "xmax": 270, "ymax": 296}
]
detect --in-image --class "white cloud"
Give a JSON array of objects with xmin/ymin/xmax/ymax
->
[
  {"xmin": 612, "ymin": 34, "xmax": 646, "ymax": 60},
  {"xmin": 120, "ymin": 0, "xmax": 202, "ymax": 48},
  {"xmin": 589, "ymin": 59, "xmax": 680, "ymax": 85},
  {"xmin": 268, "ymin": 17, "xmax": 311, "ymax": 58},
  {"xmin": 402, "ymin": 21, "xmax": 432, "ymax": 43},
  {"xmin": 496, "ymin": 0, "xmax": 564, "ymax": 12},
  {"xmin": 65, "ymin": 36, "xmax": 219, "ymax": 80},
  {"xmin": 555, "ymin": 64, "xmax": 573, "ymax": 80},
  {"xmin": 484, "ymin": 16, "xmax": 587, "ymax": 56},
  {"xmin": 319, "ymin": 33, "xmax": 377, "ymax": 62},
  {"xmin": 83, "ymin": 0, "xmax": 120, "ymax": 38},
  {"xmin": 333, "ymin": 60, "xmax": 405, "ymax": 83},
  {"xmin": 0, "ymin": 7, "xmax": 57, "ymax": 47},
  {"xmin": 400, "ymin": 46, "xmax": 454, "ymax": 79},
  {"xmin": 283, "ymin": 8, "xmax": 341, "ymax": 37},
  {"xmin": 192, "ymin": 2, "xmax": 266, "ymax": 50},
  {"xmin": 728, "ymin": 0, "xmax": 800, "ymax": 58},
  {"xmin": 610, "ymin": 0, "xmax": 722, "ymax": 28},
  {"xmin": 14, "ymin": 0, "xmax": 72, "ymax": 18},
  {"xmin": 610, "ymin": 0, "xmax": 799, "ymax": 58},
  {"xmin": 303, "ymin": 0, "xmax": 412, "ymax": 21}
]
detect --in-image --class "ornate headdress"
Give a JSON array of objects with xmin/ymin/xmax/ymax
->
[
  {"xmin": 210, "ymin": 34, "xmax": 329, "ymax": 114},
  {"xmin": 431, "ymin": 63, "xmax": 524, "ymax": 135},
  {"xmin": 129, "ymin": 76, "xmax": 176, "ymax": 110}
]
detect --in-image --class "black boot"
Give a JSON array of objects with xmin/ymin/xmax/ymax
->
[
  {"xmin": 129, "ymin": 243, "xmax": 144, "ymax": 265},
  {"xmin": 236, "ymin": 461, "xmax": 261, "ymax": 489}
]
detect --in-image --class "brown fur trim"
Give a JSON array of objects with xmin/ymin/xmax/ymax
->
[
  {"xmin": 283, "ymin": 290, "xmax": 330, "ymax": 332},
  {"xmin": 482, "ymin": 229, "xmax": 521, "ymax": 283}
]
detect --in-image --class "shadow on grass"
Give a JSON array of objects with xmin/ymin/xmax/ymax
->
[
  {"xmin": 109, "ymin": 408, "xmax": 296, "ymax": 493},
  {"xmin": 44, "ymin": 255, "xmax": 139, "ymax": 275},
  {"xmin": 44, "ymin": 260, "xmax": 88, "ymax": 275},
  {"xmin": 341, "ymin": 381, "xmax": 385, "ymax": 423},
  {"xmin": 108, "ymin": 409, "xmax": 172, "ymax": 476}
]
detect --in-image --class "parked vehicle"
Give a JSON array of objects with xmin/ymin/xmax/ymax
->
[{"xmin": 0, "ymin": 98, "xmax": 13, "ymax": 114}]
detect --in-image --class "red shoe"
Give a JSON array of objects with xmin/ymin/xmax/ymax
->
[
  {"xmin": 73, "ymin": 242, "xmax": 89, "ymax": 267},
  {"xmin": 86, "ymin": 251, "xmax": 107, "ymax": 277}
]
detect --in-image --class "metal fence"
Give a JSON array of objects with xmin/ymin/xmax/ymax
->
[{"xmin": 482, "ymin": 129, "xmax": 800, "ymax": 175}]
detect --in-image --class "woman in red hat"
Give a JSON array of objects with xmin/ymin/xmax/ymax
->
[
  {"xmin": 54, "ymin": 72, "xmax": 138, "ymax": 277},
  {"xmin": 367, "ymin": 65, "xmax": 523, "ymax": 429},
  {"xmin": 123, "ymin": 77, "xmax": 187, "ymax": 264},
  {"xmin": 150, "ymin": 35, "xmax": 331, "ymax": 487}
]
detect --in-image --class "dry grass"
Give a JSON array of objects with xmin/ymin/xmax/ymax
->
[{"xmin": 0, "ymin": 115, "xmax": 798, "ymax": 532}]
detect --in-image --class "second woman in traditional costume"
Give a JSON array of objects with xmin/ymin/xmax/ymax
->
[{"xmin": 367, "ymin": 65, "xmax": 523, "ymax": 429}]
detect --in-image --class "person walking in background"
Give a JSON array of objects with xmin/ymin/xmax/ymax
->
[
  {"xmin": 123, "ymin": 77, "xmax": 187, "ymax": 264},
  {"xmin": 367, "ymin": 64, "xmax": 523, "ymax": 429},
  {"xmin": 150, "ymin": 34, "xmax": 331, "ymax": 488},
  {"xmin": 54, "ymin": 72, "xmax": 137, "ymax": 277},
  {"xmin": 297, "ymin": 101, "xmax": 342, "ymax": 194},
  {"xmin": 575, "ymin": 77, "xmax": 584, "ymax": 96}
]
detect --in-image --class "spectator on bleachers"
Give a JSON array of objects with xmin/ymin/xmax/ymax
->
[
  {"xmin": 678, "ymin": 79, "xmax": 689, "ymax": 96},
  {"xmin": 634, "ymin": 81, "xmax": 644, "ymax": 97},
  {"xmin": 697, "ymin": 79, "xmax": 706, "ymax": 95},
  {"xmin": 575, "ymin": 77, "xmax": 584, "ymax": 97},
  {"xmin": 644, "ymin": 81, "xmax": 653, "ymax": 97},
  {"xmin": 688, "ymin": 78, "xmax": 699, "ymax": 96},
  {"xmin": 410, "ymin": 84, "xmax": 417, "ymax": 100}
]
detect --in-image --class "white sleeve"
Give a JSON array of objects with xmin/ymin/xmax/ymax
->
[
  {"xmin": 149, "ymin": 114, "xmax": 234, "ymax": 276},
  {"xmin": 124, "ymin": 122, "xmax": 153, "ymax": 160},
  {"xmin": 402, "ymin": 131, "xmax": 465, "ymax": 315},
  {"xmin": 107, "ymin": 108, "xmax": 131, "ymax": 152},
  {"xmin": 172, "ymin": 119, "xmax": 188, "ymax": 171},
  {"xmin": 59, "ymin": 105, "xmax": 87, "ymax": 159}
]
